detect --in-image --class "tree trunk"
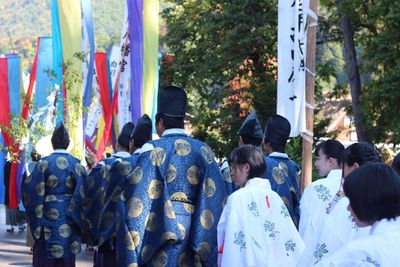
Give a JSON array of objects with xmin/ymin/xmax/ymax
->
[{"xmin": 338, "ymin": 6, "xmax": 369, "ymax": 142}]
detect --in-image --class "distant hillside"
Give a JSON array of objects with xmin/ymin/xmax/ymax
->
[{"xmin": 0, "ymin": 0, "xmax": 125, "ymax": 69}]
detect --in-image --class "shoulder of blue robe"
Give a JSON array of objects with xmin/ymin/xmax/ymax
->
[
  {"xmin": 220, "ymin": 159, "xmax": 239, "ymax": 195},
  {"xmin": 263, "ymin": 156, "xmax": 300, "ymax": 227},
  {"xmin": 115, "ymin": 135, "xmax": 227, "ymax": 266}
]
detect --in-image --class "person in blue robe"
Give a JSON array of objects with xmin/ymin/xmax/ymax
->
[
  {"xmin": 22, "ymin": 123, "xmax": 86, "ymax": 267},
  {"xmin": 115, "ymin": 86, "xmax": 228, "ymax": 266},
  {"xmin": 220, "ymin": 112, "xmax": 264, "ymax": 195},
  {"xmin": 81, "ymin": 122, "xmax": 134, "ymax": 266},
  {"xmin": 262, "ymin": 114, "xmax": 301, "ymax": 227}
]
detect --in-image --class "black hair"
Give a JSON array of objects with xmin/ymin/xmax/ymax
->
[
  {"xmin": 229, "ymin": 144, "xmax": 266, "ymax": 179},
  {"xmin": 155, "ymin": 113, "xmax": 184, "ymax": 129},
  {"xmin": 263, "ymin": 137, "xmax": 286, "ymax": 152},
  {"xmin": 344, "ymin": 162, "xmax": 400, "ymax": 223},
  {"xmin": 241, "ymin": 136, "xmax": 263, "ymax": 147},
  {"xmin": 315, "ymin": 139, "xmax": 345, "ymax": 166},
  {"xmin": 341, "ymin": 142, "xmax": 380, "ymax": 168},
  {"xmin": 392, "ymin": 153, "xmax": 400, "ymax": 175}
]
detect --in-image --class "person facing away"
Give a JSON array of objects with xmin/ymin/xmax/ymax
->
[
  {"xmin": 220, "ymin": 111, "xmax": 264, "ymax": 195},
  {"xmin": 262, "ymin": 114, "xmax": 301, "ymax": 226},
  {"xmin": 303, "ymin": 142, "xmax": 381, "ymax": 266},
  {"xmin": 298, "ymin": 139, "xmax": 345, "ymax": 266},
  {"xmin": 81, "ymin": 122, "xmax": 134, "ymax": 264},
  {"xmin": 115, "ymin": 85, "xmax": 228, "ymax": 266},
  {"xmin": 22, "ymin": 123, "xmax": 86, "ymax": 267},
  {"xmin": 92, "ymin": 115, "xmax": 153, "ymax": 267},
  {"xmin": 391, "ymin": 152, "xmax": 400, "ymax": 175},
  {"xmin": 316, "ymin": 163, "xmax": 400, "ymax": 266},
  {"xmin": 217, "ymin": 145, "xmax": 304, "ymax": 267}
]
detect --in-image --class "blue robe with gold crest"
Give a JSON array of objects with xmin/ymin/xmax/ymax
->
[
  {"xmin": 115, "ymin": 129, "xmax": 227, "ymax": 267},
  {"xmin": 82, "ymin": 152, "xmax": 137, "ymax": 246},
  {"xmin": 22, "ymin": 151, "xmax": 86, "ymax": 259},
  {"xmin": 263, "ymin": 152, "xmax": 301, "ymax": 227}
]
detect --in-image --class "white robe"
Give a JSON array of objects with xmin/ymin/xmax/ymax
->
[
  {"xmin": 217, "ymin": 178, "xmax": 304, "ymax": 267},
  {"xmin": 300, "ymin": 186, "xmax": 370, "ymax": 265},
  {"xmin": 316, "ymin": 217, "xmax": 400, "ymax": 267},
  {"xmin": 298, "ymin": 169, "xmax": 342, "ymax": 266}
]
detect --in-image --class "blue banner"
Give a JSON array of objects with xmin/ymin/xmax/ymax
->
[
  {"xmin": 6, "ymin": 54, "xmax": 21, "ymax": 116},
  {"xmin": 51, "ymin": 0, "xmax": 64, "ymax": 124},
  {"xmin": 34, "ymin": 37, "xmax": 53, "ymax": 111}
]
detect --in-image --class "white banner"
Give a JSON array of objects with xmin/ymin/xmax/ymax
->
[
  {"xmin": 277, "ymin": 0, "xmax": 308, "ymax": 137},
  {"xmin": 84, "ymin": 65, "xmax": 102, "ymax": 137},
  {"xmin": 109, "ymin": 4, "xmax": 131, "ymax": 134}
]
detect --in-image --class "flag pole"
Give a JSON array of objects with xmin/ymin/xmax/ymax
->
[{"xmin": 301, "ymin": 0, "xmax": 318, "ymax": 194}]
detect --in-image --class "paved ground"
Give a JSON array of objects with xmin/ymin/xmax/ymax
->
[{"xmin": 0, "ymin": 205, "xmax": 93, "ymax": 267}]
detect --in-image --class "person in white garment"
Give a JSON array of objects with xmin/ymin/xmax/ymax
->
[
  {"xmin": 298, "ymin": 139, "xmax": 344, "ymax": 266},
  {"xmin": 303, "ymin": 142, "xmax": 380, "ymax": 266},
  {"xmin": 316, "ymin": 162, "xmax": 400, "ymax": 266},
  {"xmin": 217, "ymin": 145, "xmax": 304, "ymax": 267}
]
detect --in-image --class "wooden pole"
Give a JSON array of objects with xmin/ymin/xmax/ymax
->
[{"xmin": 301, "ymin": 0, "xmax": 318, "ymax": 194}]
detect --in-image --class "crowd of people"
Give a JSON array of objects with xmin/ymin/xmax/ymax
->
[{"xmin": 14, "ymin": 85, "xmax": 400, "ymax": 266}]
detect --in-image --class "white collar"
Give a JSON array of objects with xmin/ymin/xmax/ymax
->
[
  {"xmin": 133, "ymin": 147, "xmax": 142, "ymax": 154},
  {"xmin": 113, "ymin": 151, "xmax": 131, "ymax": 158},
  {"xmin": 52, "ymin": 149, "xmax": 69, "ymax": 154},
  {"xmin": 162, "ymin": 128, "xmax": 187, "ymax": 137},
  {"xmin": 326, "ymin": 169, "xmax": 342, "ymax": 179},
  {"xmin": 269, "ymin": 152, "xmax": 289, "ymax": 158},
  {"xmin": 245, "ymin": 177, "xmax": 271, "ymax": 189},
  {"xmin": 140, "ymin": 143, "xmax": 155, "ymax": 154},
  {"xmin": 370, "ymin": 217, "xmax": 400, "ymax": 235}
]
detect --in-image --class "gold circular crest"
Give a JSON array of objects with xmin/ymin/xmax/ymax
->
[
  {"xmin": 151, "ymin": 147, "xmax": 166, "ymax": 166},
  {"xmin": 278, "ymin": 162, "xmax": 289, "ymax": 176},
  {"xmin": 50, "ymin": 244, "xmax": 64, "ymax": 258},
  {"xmin": 145, "ymin": 212, "xmax": 160, "ymax": 232},
  {"xmin": 38, "ymin": 160, "xmax": 49, "ymax": 173},
  {"xmin": 66, "ymin": 176, "xmax": 75, "ymax": 188},
  {"xmin": 126, "ymin": 231, "xmax": 140, "ymax": 251},
  {"xmin": 166, "ymin": 164, "xmax": 177, "ymax": 183},
  {"xmin": 59, "ymin": 224, "xmax": 71, "ymax": 238},
  {"xmin": 45, "ymin": 195, "xmax": 57, "ymax": 202},
  {"xmin": 102, "ymin": 211, "xmax": 114, "ymax": 228},
  {"xmin": 112, "ymin": 186, "xmax": 123, "ymax": 202},
  {"xmin": 178, "ymin": 223, "xmax": 186, "ymax": 240},
  {"xmin": 68, "ymin": 199, "xmax": 76, "ymax": 212},
  {"xmin": 141, "ymin": 245, "xmax": 154, "ymax": 263},
  {"xmin": 100, "ymin": 165, "xmax": 111, "ymax": 179},
  {"xmin": 127, "ymin": 264, "xmax": 139, "ymax": 267},
  {"xmin": 56, "ymin": 156, "xmax": 69, "ymax": 170},
  {"xmin": 171, "ymin": 192, "xmax": 188, "ymax": 202},
  {"xmin": 35, "ymin": 182, "xmax": 45, "ymax": 196},
  {"xmin": 175, "ymin": 139, "xmax": 191, "ymax": 156},
  {"xmin": 127, "ymin": 197, "xmax": 143, "ymax": 218},
  {"xmin": 47, "ymin": 208, "xmax": 59, "ymax": 221},
  {"xmin": 222, "ymin": 168, "xmax": 232, "ymax": 183},
  {"xmin": 24, "ymin": 175, "xmax": 31, "ymax": 184},
  {"xmin": 43, "ymin": 227, "xmax": 51, "ymax": 240},
  {"xmin": 71, "ymin": 241, "xmax": 80, "ymax": 254},
  {"xmin": 187, "ymin": 165, "xmax": 199, "ymax": 185},
  {"xmin": 183, "ymin": 203, "xmax": 194, "ymax": 214},
  {"xmin": 272, "ymin": 167, "xmax": 285, "ymax": 185},
  {"xmin": 75, "ymin": 163, "xmax": 84, "ymax": 176},
  {"xmin": 35, "ymin": 205, "xmax": 43, "ymax": 218},
  {"xmin": 96, "ymin": 187, "xmax": 105, "ymax": 202},
  {"xmin": 117, "ymin": 161, "xmax": 132, "ymax": 176},
  {"xmin": 33, "ymin": 227, "xmax": 41, "ymax": 239},
  {"xmin": 47, "ymin": 175, "xmax": 59, "ymax": 188},
  {"xmin": 197, "ymin": 242, "xmax": 211, "ymax": 262},
  {"xmin": 179, "ymin": 252, "xmax": 189, "ymax": 267},
  {"xmin": 203, "ymin": 178, "xmax": 216, "ymax": 198},
  {"xmin": 148, "ymin": 179, "xmax": 163, "ymax": 199},
  {"xmin": 200, "ymin": 210, "xmax": 214, "ymax": 230},
  {"xmin": 161, "ymin": 231, "xmax": 178, "ymax": 244},
  {"xmin": 129, "ymin": 166, "xmax": 143, "ymax": 184},
  {"xmin": 164, "ymin": 200, "xmax": 176, "ymax": 219},
  {"xmin": 201, "ymin": 146, "xmax": 214, "ymax": 164},
  {"xmin": 152, "ymin": 250, "xmax": 168, "ymax": 267}
]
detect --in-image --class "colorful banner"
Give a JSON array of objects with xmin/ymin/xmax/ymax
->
[
  {"xmin": 7, "ymin": 54, "xmax": 22, "ymax": 116},
  {"xmin": 128, "ymin": 0, "xmax": 143, "ymax": 123},
  {"xmin": 58, "ymin": 0, "xmax": 84, "ymax": 158},
  {"xmin": 32, "ymin": 37, "xmax": 53, "ymax": 112},
  {"xmin": 277, "ymin": 0, "xmax": 308, "ymax": 137},
  {"xmin": 0, "ymin": 135, "xmax": 5, "ymax": 204},
  {"xmin": 81, "ymin": 0, "xmax": 95, "ymax": 121},
  {"xmin": 0, "ymin": 57, "xmax": 12, "ymax": 147},
  {"xmin": 85, "ymin": 65, "xmax": 102, "ymax": 137}
]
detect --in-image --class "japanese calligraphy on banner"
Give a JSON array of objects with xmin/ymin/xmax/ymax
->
[
  {"xmin": 110, "ymin": 5, "xmax": 131, "ymax": 133},
  {"xmin": 277, "ymin": 0, "xmax": 309, "ymax": 137}
]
